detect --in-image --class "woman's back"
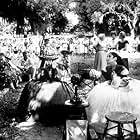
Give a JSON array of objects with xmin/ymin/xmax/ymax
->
[{"xmin": 118, "ymin": 40, "xmax": 129, "ymax": 50}]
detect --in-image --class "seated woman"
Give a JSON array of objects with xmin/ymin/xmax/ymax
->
[
  {"xmin": 86, "ymin": 51, "xmax": 140, "ymax": 134},
  {"xmin": 90, "ymin": 51, "xmax": 129, "ymax": 82},
  {"xmin": 0, "ymin": 53, "xmax": 21, "ymax": 89}
]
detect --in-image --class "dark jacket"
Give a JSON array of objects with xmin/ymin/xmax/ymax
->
[{"xmin": 101, "ymin": 64, "xmax": 127, "ymax": 81}]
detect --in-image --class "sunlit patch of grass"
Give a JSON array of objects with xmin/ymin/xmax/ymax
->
[
  {"xmin": 0, "ymin": 55, "xmax": 139, "ymax": 139},
  {"xmin": 129, "ymin": 59, "xmax": 140, "ymax": 80}
]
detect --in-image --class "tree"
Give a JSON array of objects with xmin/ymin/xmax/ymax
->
[
  {"xmin": 74, "ymin": 0, "xmax": 137, "ymax": 34},
  {"xmin": 0, "ymin": 0, "xmax": 138, "ymax": 35},
  {"xmin": 26, "ymin": 0, "xmax": 69, "ymax": 34},
  {"xmin": 0, "ymin": 0, "xmax": 69, "ymax": 35},
  {"xmin": 0, "ymin": 0, "xmax": 28, "ymax": 34}
]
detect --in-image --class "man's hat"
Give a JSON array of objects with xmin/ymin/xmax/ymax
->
[
  {"xmin": 60, "ymin": 44, "xmax": 72, "ymax": 55},
  {"xmin": 60, "ymin": 50, "xmax": 72, "ymax": 55},
  {"xmin": 39, "ymin": 55, "xmax": 58, "ymax": 61}
]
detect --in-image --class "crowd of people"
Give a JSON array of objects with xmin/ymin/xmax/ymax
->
[
  {"xmin": 1, "ymin": 29, "xmax": 140, "ymax": 139},
  {"xmin": 0, "ymin": 30, "xmax": 140, "ymax": 88},
  {"xmin": 0, "ymin": 30, "xmax": 140, "ymax": 90}
]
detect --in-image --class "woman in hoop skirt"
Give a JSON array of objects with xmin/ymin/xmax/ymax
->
[{"xmin": 86, "ymin": 51, "xmax": 140, "ymax": 134}]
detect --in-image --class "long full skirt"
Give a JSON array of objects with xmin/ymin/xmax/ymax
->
[
  {"xmin": 94, "ymin": 51, "xmax": 107, "ymax": 71},
  {"xmin": 86, "ymin": 78, "xmax": 140, "ymax": 134}
]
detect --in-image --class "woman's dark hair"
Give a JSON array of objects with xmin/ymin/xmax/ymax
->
[
  {"xmin": 110, "ymin": 52, "xmax": 126, "ymax": 67},
  {"xmin": 110, "ymin": 31, "xmax": 117, "ymax": 36},
  {"xmin": 119, "ymin": 31, "xmax": 126, "ymax": 39},
  {"xmin": 0, "ymin": 53, "xmax": 5, "ymax": 57}
]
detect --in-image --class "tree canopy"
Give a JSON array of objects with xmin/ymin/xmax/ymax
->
[
  {"xmin": 0, "ymin": 0, "xmax": 69, "ymax": 34},
  {"xmin": 0, "ymin": 0, "xmax": 139, "ymax": 35}
]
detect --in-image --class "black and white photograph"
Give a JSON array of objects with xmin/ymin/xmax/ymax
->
[{"xmin": 0, "ymin": 0, "xmax": 140, "ymax": 139}]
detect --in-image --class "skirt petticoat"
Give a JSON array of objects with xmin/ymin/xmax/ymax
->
[{"xmin": 86, "ymin": 78, "xmax": 140, "ymax": 134}]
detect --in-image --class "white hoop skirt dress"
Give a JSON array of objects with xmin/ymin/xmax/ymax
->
[{"xmin": 86, "ymin": 78, "xmax": 140, "ymax": 134}]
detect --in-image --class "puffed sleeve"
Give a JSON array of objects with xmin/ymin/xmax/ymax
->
[
  {"xmin": 115, "ymin": 65, "xmax": 129, "ymax": 78},
  {"xmin": 101, "ymin": 66, "xmax": 112, "ymax": 80},
  {"xmin": 121, "ymin": 66, "xmax": 129, "ymax": 76}
]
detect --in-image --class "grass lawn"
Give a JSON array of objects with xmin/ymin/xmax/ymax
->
[
  {"xmin": 0, "ymin": 54, "xmax": 140, "ymax": 139},
  {"xmin": 129, "ymin": 57, "xmax": 140, "ymax": 80}
]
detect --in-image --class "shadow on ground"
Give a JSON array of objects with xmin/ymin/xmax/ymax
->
[{"xmin": 0, "ymin": 54, "xmax": 140, "ymax": 139}]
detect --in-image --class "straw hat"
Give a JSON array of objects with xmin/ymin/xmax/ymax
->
[
  {"xmin": 39, "ymin": 54, "xmax": 58, "ymax": 61},
  {"xmin": 60, "ymin": 43, "xmax": 72, "ymax": 55}
]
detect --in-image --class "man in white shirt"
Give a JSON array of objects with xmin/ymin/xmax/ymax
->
[
  {"xmin": 53, "ymin": 48, "xmax": 72, "ymax": 82},
  {"xmin": 19, "ymin": 51, "xmax": 36, "ymax": 81}
]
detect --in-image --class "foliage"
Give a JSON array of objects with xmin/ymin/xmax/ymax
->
[
  {"xmin": 26, "ymin": 0, "xmax": 69, "ymax": 34},
  {"xmin": 74, "ymin": 0, "xmax": 100, "ymax": 32},
  {"xmin": 0, "ymin": 87, "xmax": 24, "ymax": 139},
  {"xmin": 74, "ymin": 0, "xmax": 137, "ymax": 33},
  {"xmin": 0, "ymin": 0, "xmax": 69, "ymax": 34},
  {"xmin": 0, "ymin": 0, "xmax": 138, "ymax": 34}
]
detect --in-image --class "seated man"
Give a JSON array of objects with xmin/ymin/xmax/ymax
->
[
  {"xmin": 0, "ymin": 53, "xmax": 21, "ymax": 89},
  {"xmin": 19, "ymin": 52, "xmax": 36, "ymax": 81},
  {"xmin": 52, "ymin": 48, "xmax": 72, "ymax": 83}
]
